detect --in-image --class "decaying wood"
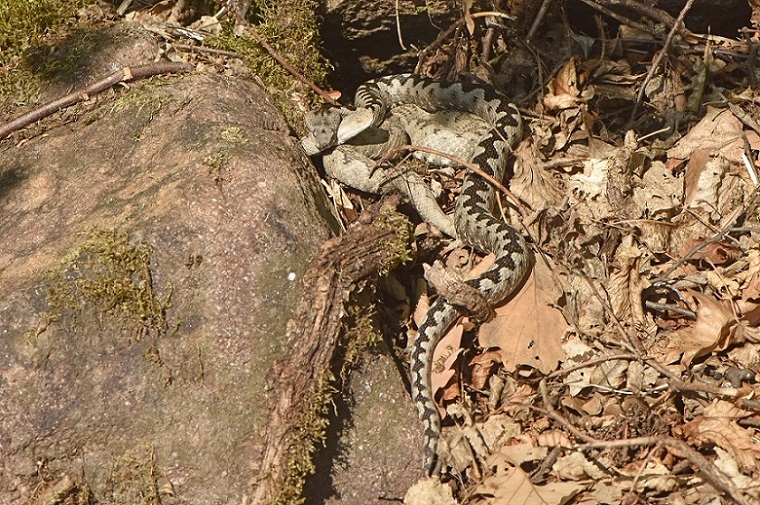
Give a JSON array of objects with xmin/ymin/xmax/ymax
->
[{"xmin": 251, "ymin": 198, "xmax": 410, "ymax": 504}]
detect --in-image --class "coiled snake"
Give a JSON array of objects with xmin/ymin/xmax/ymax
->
[{"xmin": 302, "ymin": 73, "xmax": 532, "ymax": 475}]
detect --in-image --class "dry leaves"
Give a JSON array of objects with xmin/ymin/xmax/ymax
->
[{"xmin": 393, "ymin": 8, "xmax": 760, "ymax": 505}]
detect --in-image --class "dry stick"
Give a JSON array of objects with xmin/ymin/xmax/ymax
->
[
  {"xmin": 237, "ymin": 23, "xmax": 341, "ymax": 108},
  {"xmin": 416, "ymin": 19, "xmax": 465, "ymax": 74},
  {"xmin": 643, "ymin": 300, "xmax": 696, "ymax": 319},
  {"xmin": 656, "ymin": 194, "xmax": 757, "ymax": 281},
  {"xmin": 644, "ymin": 358, "xmax": 743, "ymax": 399},
  {"xmin": 535, "ymin": 380, "xmax": 752, "ymax": 505},
  {"xmin": 630, "ymin": 0, "xmax": 696, "ymax": 122},
  {"xmin": 543, "ymin": 354, "xmax": 639, "ymax": 380},
  {"xmin": 0, "ymin": 62, "xmax": 193, "ymax": 139},
  {"xmin": 373, "ymin": 144, "xmax": 528, "ymax": 216},
  {"xmin": 526, "ymin": 0, "xmax": 553, "ymax": 44},
  {"xmin": 597, "ymin": 0, "xmax": 678, "ymax": 28},
  {"xmin": 577, "ymin": 0, "xmax": 660, "ymax": 37}
]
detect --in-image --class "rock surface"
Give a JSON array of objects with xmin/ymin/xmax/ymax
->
[{"xmin": 0, "ymin": 66, "xmax": 333, "ymax": 503}]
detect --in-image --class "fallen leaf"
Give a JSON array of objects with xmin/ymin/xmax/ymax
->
[
  {"xmin": 608, "ymin": 234, "xmax": 648, "ymax": 324},
  {"xmin": 473, "ymin": 465, "xmax": 585, "ymax": 505},
  {"xmin": 470, "ymin": 349, "xmax": 502, "ymax": 390},
  {"xmin": 479, "ymin": 260, "xmax": 567, "ymax": 374},
  {"xmin": 668, "ymin": 107, "xmax": 746, "ymax": 164},
  {"xmin": 553, "ymin": 452, "xmax": 607, "ymax": 480},
  {"xmin": 431, "ymin": 323, "xmax": 464, "ymax": 411},
  {"xmin": 680, "ymin": 399, "xmax": 760, "ymax": 473},
  {"xmin": 674, "ymin": 292, "xmax": 737, "ymax": 365},
  {"xmin": 679, "ymin": 238, "xmax": 743, "ymax": 266},
  {"xmin": 404, "ymin": 477, "xmax": 457, "ymax": 505}
]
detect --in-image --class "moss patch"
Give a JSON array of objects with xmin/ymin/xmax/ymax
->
[
  {"xmin": 203, "ymin": 126, "xmax": 251, "ymax": 181},
  {"xmin": 208, "ymin": 0, "xmax": 328, "ymax": 128},
  {"xmin": 107, "ymin": 444, "xmax": 170, "ymax": 505},
  {"xmin": 38, "ymin": 228, "xmax": 169, "ymax": 341},
  {"xmin": 0, "ymin": 0, "xmax": 91, "ymax": 106},
  {"xmin": 372, "ymin": 209, "xmax": 414, "ymax": 274}
]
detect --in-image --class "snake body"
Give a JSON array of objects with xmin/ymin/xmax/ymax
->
[{"xmin": 304, "ymin": 74, "xmax": 532, "ymax": 475}]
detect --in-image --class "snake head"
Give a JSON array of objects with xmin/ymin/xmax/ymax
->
[
  {"xmin": 303, "ymin": 106, "xmax": 347, "ymax": 154},
  {"xmin": 336, "ymin": 107, "xmax": 374, "ymax": 144}
]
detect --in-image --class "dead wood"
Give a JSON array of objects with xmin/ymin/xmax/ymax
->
[{"xmin": 250, "ymin": 198, "xmax": 411, "ymax": 504}]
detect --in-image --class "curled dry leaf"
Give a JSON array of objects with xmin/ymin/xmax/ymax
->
[
  {"xmin": 543, "ymin": 57, "xmax": 592, "ymax": 111},
  {"xmin": 404, "ymin": 477, "xmax": 457, "ymax": 505},
  {"xmin": 553, "ymin": 452, "xmax": 607, "ymax": 480},
  {"xmin": 608, "ymin": 234, "xmax": 648, "ymax": 324},
  {"xmin": 679, "ymin": 399, "xmax": 760, "ymax": 473},
  {"xmin": 678, "ymin": 238, "xmax": 743, "ymax": 266},
  {"xmin": 649, "ymin": 291, "xmax": 739, "ymax": 365},
  {"xmin": 536, "ymin": 430, "xmax": 573, "ymax": 449},
  {"xmin": 469, "ymin": 350, "xmax": 503, "ymax": 391}
]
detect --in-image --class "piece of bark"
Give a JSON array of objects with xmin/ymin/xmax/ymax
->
[{"xmin": 250, "ymin": 200, "xmax": 411, "ymax": 504}]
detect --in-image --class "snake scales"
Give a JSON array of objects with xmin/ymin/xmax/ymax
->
[{"xmin": 303, "ymin": 73, "xmax": 532, "ymax": 475}]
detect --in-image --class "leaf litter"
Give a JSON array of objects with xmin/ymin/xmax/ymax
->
[{"xmin": 384, "ymin": 8, "xmax": 760, "ymax": 505}]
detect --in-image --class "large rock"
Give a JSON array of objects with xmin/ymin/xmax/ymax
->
[{"xmin": 0, "ymin": 68, "xmax": 333, "ymax": 503}]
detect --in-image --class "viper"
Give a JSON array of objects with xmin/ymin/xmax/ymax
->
[{"xmin": 303, "ymin": 73, "xmax": 532, "ymax": 475}]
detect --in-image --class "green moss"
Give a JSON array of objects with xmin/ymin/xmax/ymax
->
[
  {"xmin": 268, "ymin": 372, "xmax": 334, "ymax": 505},
  {"xmin": 372, "ymin": 210, "xmax": 413, "ymax": 274},
  {"xmin": 207, "ymin": 0, "xmax": 328, "ymax": 128},
  {"xmin": 219, "ymin": 126, "xmax": 248, "ymax": 145},
  {"xmin": 108, "ymin": 444, "xmax": 170, "ymax": 505},
  {"xmin": 341, "ymin": 303, "xmax": 383, "ymax": 380},
  {"xmin": 202, "ymin": 151, "xmax": 231, "ymax": 170},
  {"xmin": 0, "ymin": 0, "xmax": 91, "ymax": 106},
  {"xmin": 37, "ymin": 228, "xmax": 169, "ymax": 340},
  {"xmin": 202, "ymin": 126, "xmax": 252, "ymax": 179}
]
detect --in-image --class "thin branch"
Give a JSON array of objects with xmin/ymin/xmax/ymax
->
[
  {"xmin": 597, "ymin": 0, "xmax": 678, "ymax": 28},
  {"xmin": 656, "ymin": 196, "xmax": 757, "ymax": 281},
  {"xmin": 543, "ymin": 354, "xmax": 639, "ymax": 380},
  {"xmin": 534, "ymin": 380, "xmax": 752, "ymax": 505},
  {"xmin": 232, "ymin": 21, "xmax": 340, "ymax": 107},
  {"xmin": 173, "ymin": 43, "xmax": 239, "ymax": 57},
  {"xmin": 372, "ymin": 143, "xmax": 527, "ymax": 216},
  {"xmin": 0, "ymin": 62, "xmax": 193, "ymax": 139},
  {"xmin": 576, "ymin": 0, "xmax": 661, "ymax": 38},
  {"xmin": 630, "ymin": 0, "xmax": 696, "ymax": 121}
]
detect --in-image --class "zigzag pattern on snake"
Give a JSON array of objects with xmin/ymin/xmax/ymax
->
[{"xmin": 303, "ymin": 73, "xmax": 532, "ymax": 475}]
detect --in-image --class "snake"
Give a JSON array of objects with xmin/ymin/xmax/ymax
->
[{"xmin": 302, "ymin": 73, "xmax": 532, "ymax": 475}]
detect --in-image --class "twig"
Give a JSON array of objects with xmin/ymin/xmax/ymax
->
[
  {"xmin": 644, "ymin": 358, "xmax": 742, "ymax": 399},
  {"xmin": 643, "ymin": 301, "xmax": 697, "ymax": 319},
  {"xmin": 576, "ymin": 0, "xmax": 661, "ymax": 38},
  {"xmin": 416, "ymin": 20, "xmax": 465, "ymax": 74},
  {"xmin": 534, "ymin": 379, "xmax": 752, "ymax": 505},
  {"xmin": 526, "ymin": 0, "xmax": 553, "ymax": 44},
  {"xmin": 231, "ymin": 21, "xmax": 340, "ymax": 107},
  {"xmin": 395, "ymin": 0, "xmax": 407, "ymax": 50},
  {"xmin": 0, "ymin": 62, "xmax": 193, "ymax": 139},
  {"xmin": 630, "ymin": 0, "xmax": 696, "ymax": 122},
  {"xmin": 656, "ymin": 200, "xmax": 756, "ymax": 281},
  {"xmin": 372, "ymin": 143, "xmax": 527, "ymax": 216},
  {"xmin": 172, "ymin": 43, "xmax": 239, "ymax": 57},
  {"xmin": 544, "ymin": 354, "xmax": 639, "ymax": 380},
  {"xmin": 597, "ymin": 0, "xmax": 678, "ymax": 28}
]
